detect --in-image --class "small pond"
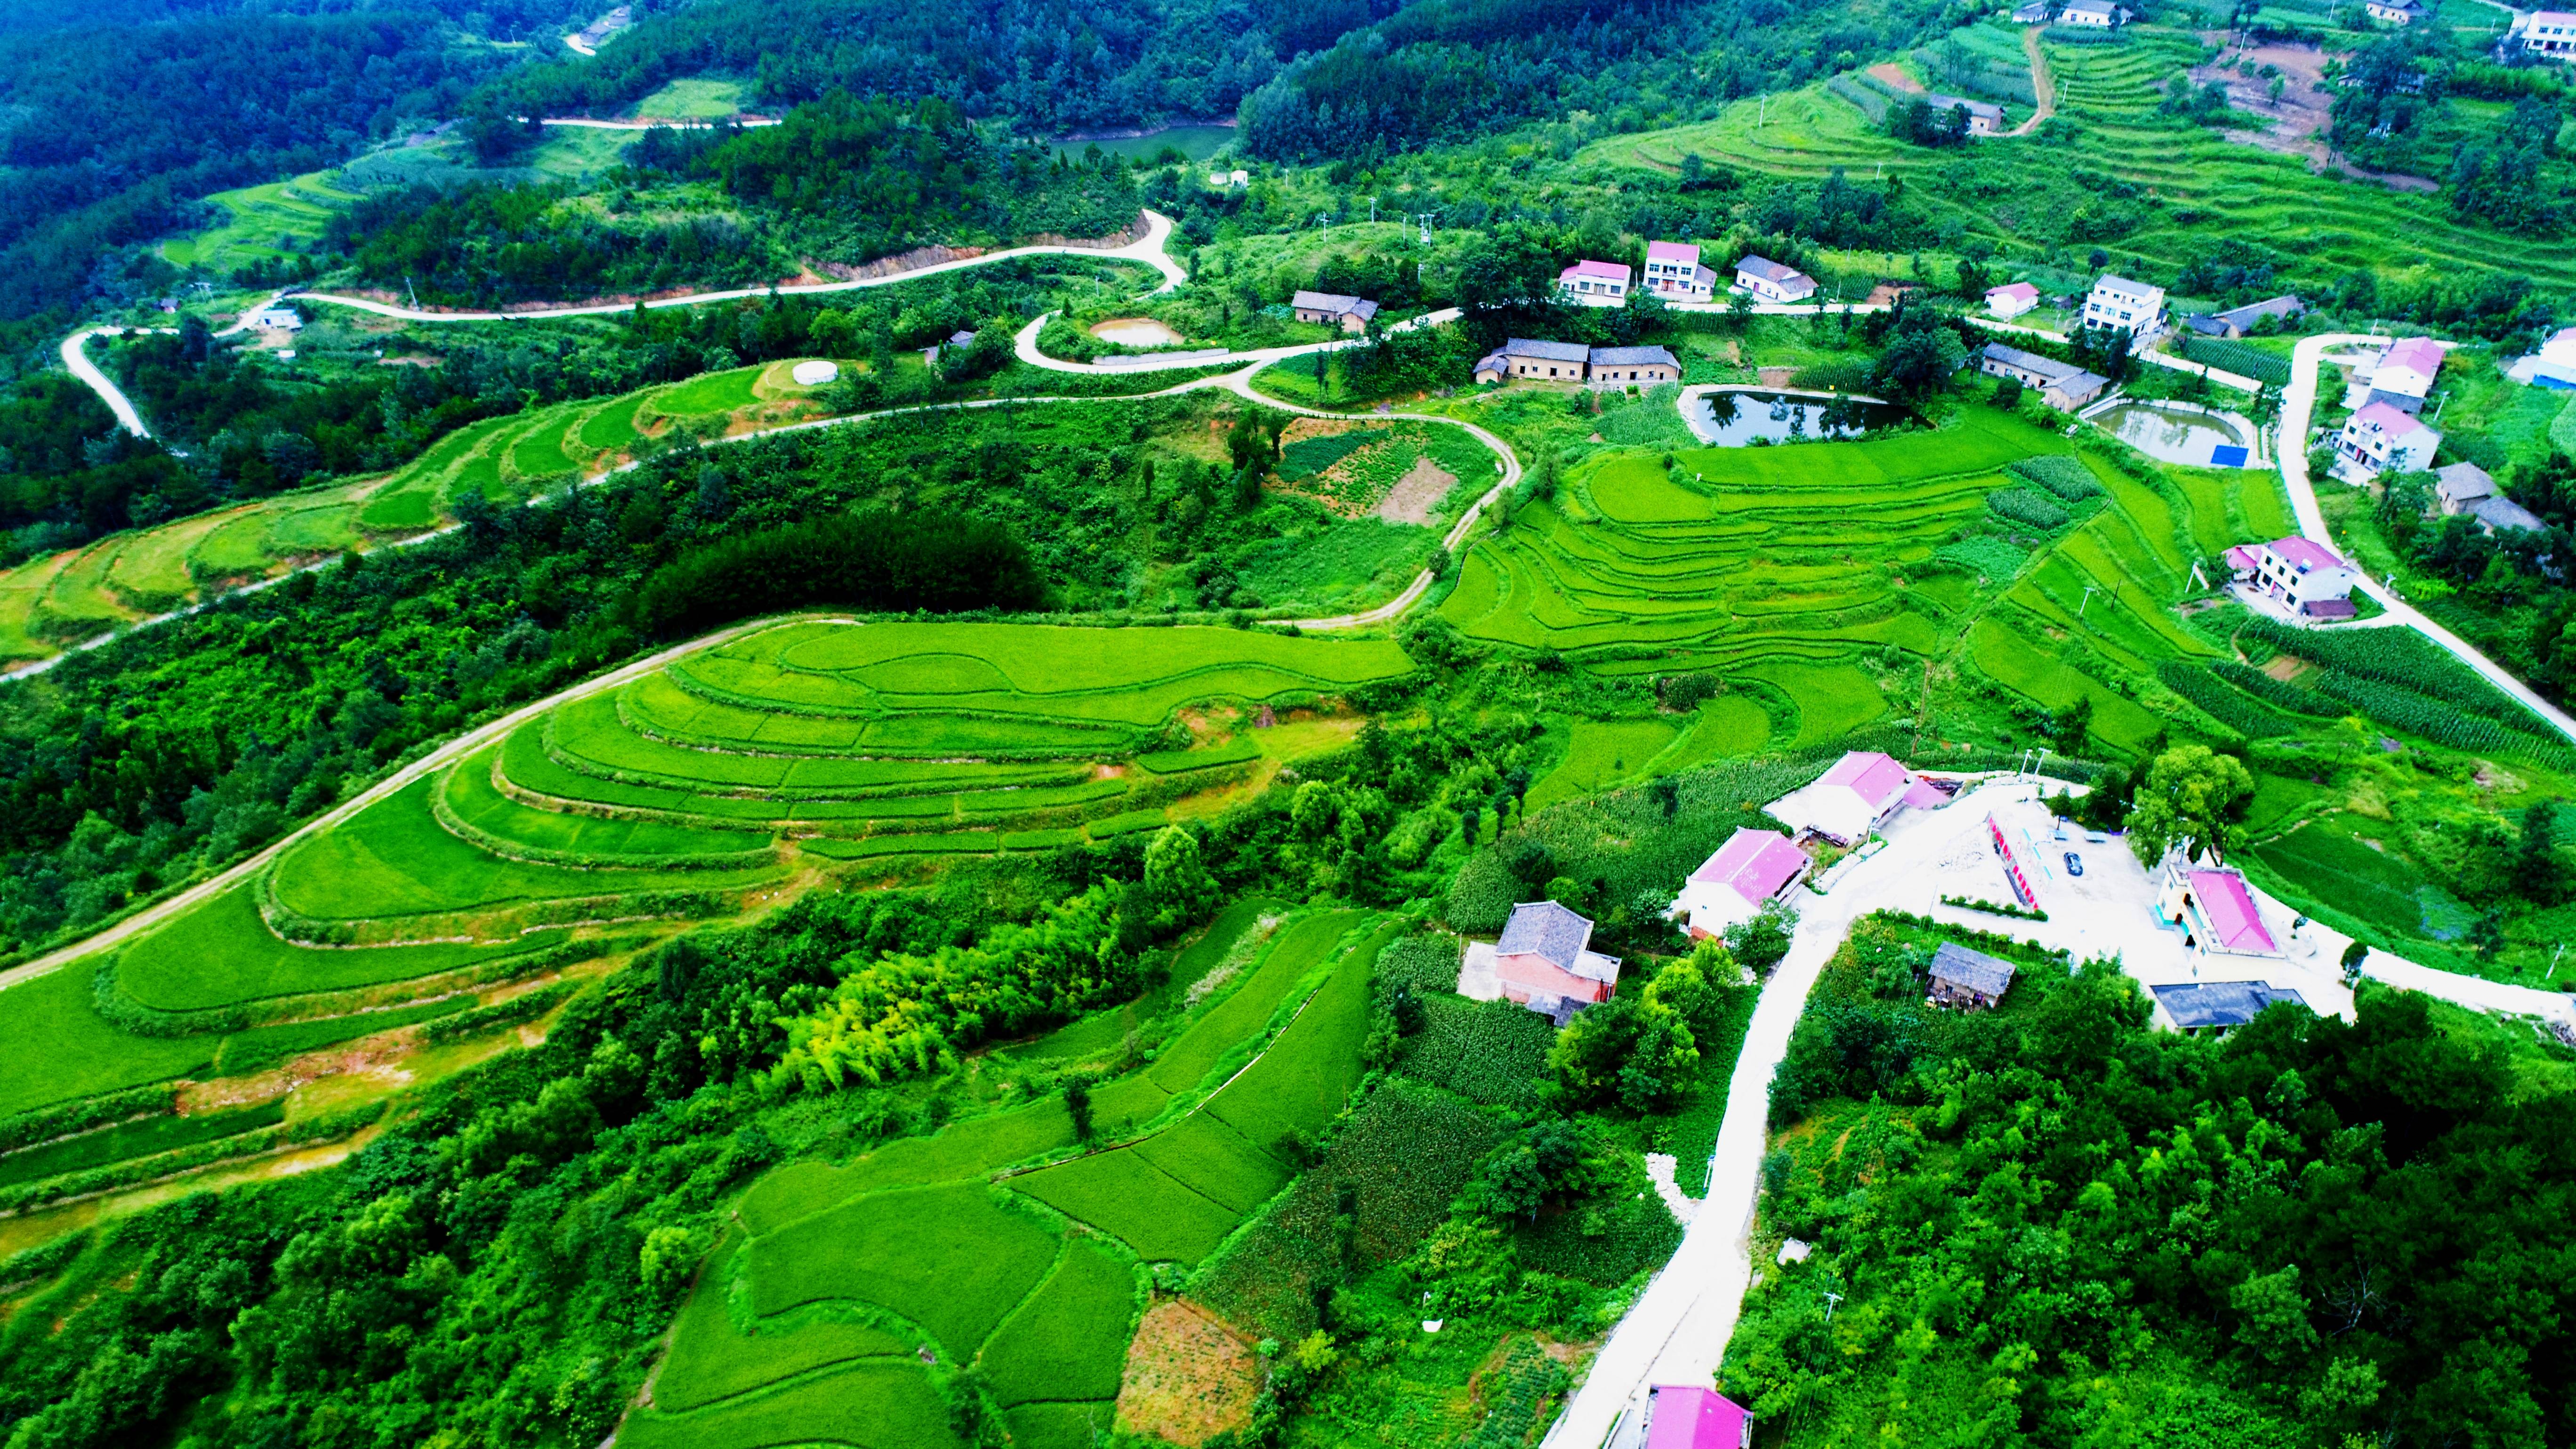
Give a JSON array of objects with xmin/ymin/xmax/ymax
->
[
  {"xmin": 1090, "ymin": 317, "xmax": 1185, "ymax": 347},
  {"xmin": 2097, "ymin": 402, "xmax": 2258, "ymax": 468},
  {"xmin": 1050, "ymin": 123, "xmax": 1236, "ymax": 162},
  {"xmin": 1687, "ymin": 389, "xmax": 1909, "ymax": 446}
]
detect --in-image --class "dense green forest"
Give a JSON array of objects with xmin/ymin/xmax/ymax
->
[
  {"xmin": 1733, "ymin": 912, "xmax": 2576, "ymax": 1446},
  {"xmin": 0, "ymin": 1, "xmax": 591, "ymax": 328},
  {"xmin": 341, "ymin": 99, "xmax": 1144, "ymax": 306},
  {"xmin": 494, "ymin": 0, "xmax": 1373, "ymax": 132},
  {"xmin": 1239, "ymin": 0, "xmax": 1966, "ymax": 159}
]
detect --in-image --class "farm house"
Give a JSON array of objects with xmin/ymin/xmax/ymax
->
[
  {"xmin": 1767, "ymin": 750, "xmax": 1948, "ymax": 845},
  {"xmin": 2153, "ymin": 854, "xmax": 2285, "ymax": 961},
  {"xmin": 1558, "ymin": 259, "xmax": 1632, "ymax": 306},
  {"xmin": 1642, "ymin": 1385, "xmax": 1749, "ymax": 1449},
  {"xmin": 1491, "ymin": 900, "xmax": 1622, "ymax": 1021},
  {"xmin": 2223, "ymin": 536, "xmax": 2358, "ymax": 619},
  {"xmin": 2149, "ymin": 981, "xmax": 2308, "ymax": 1035},
  {"xmin": 1927, "ymin": 942, "xmax": 2016, "ymax": 1010},
  {"xmin": 1672, "ymin": 827, "xmax": 1810, "ymax": 939}
]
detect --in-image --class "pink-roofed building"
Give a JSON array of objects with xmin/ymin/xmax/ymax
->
[
  {"xmin": 1766, "ymin": 749, "xmax": 1950, "ymax": 846},
  {"xmin": 1558, "ymin": 259, "xmax": 1633, "ymax": 308},
  {"xmin": 2155, "ymin": 855, "xmax": 2283, "ymax": 960},
  {"xmin": 2364, "ymin": 336, "xmax": 2443, "ymax": 413},
  {"xmin": 1985, "ymin": 281, "xmax": 2041, "ymax": 320},
  {"xmin": 1643, "ymin": 241, "xmax": 1714, "ymax": 301},
  {"xmin": 1644, "ymin": 1385, "xmax": 1749, "ymax": 1449},
  {"xmin": 2335, "ymin": 400, "xmax": 2440, "ymax": 481},
  {"xmin": 1673, "ymin": 827, "xmax": 1811, "ymax": 939},
  {"xmin": 2242, "ymin": 534, "xmax": 2359, "ymax": 618}
]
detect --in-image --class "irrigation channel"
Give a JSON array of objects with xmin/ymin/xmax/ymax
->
[{"xmin": 32, "ymin": 220, "xmax": 2576, "ymax": 1439}]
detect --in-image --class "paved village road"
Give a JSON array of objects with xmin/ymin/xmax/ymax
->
[
  {"xmin": 60, "ymin": 327, "xmax": 162, "ymax": 439},
  {"xmin": 1010, "ymin": 305, "xmax": 1465, "ymax": 375},
  {"xmin": 279, "ymin": 209, "xmax": 1190, "ymax": 325},
  {"xmin": 2278, "ymin": 332, "xmax": 2576, "ymax": 746}
]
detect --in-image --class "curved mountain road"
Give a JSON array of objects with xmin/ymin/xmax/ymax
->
[
  {"xmin": 2278, "ymin": 332, "xmax": 2576, "ymax": 747},
  {"xmin": 60, "ymin": 327, "xmax": 161, "ymax": 440},
  {"xmin": 280, "ymin": 208, "xmax": 1189, "ymax": 326}
]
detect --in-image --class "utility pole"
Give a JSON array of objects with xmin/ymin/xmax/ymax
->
[
  {"xmin": 1822, "ymin": 1290, "xmax": 1843, "ymax": 1322},
  {"xmin": 1913, "ymin": 656, "xmax": 1933, "ymax": 757},
  {"xmin": 2078, "ymin": 583, "xmax": 2101, "ymax": 618}
]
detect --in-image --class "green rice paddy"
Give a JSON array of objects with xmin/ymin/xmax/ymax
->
[
  {"xmin": 634, "ymin": 908, "xmax": 1389, "ymax": 1449},
  {"xmin": 0, "ymin": 621, "xmax": 1404, "ymax": 1128}
]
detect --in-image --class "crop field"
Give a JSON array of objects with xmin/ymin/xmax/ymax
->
[
  {"xmin": 0, "ymin": 622, "xmax": 1402, "ymax": 1127},
  {"xmin": 633, "ymin": 909, "xmax": 1393, "ymax": 1449},
  {"xmin": 159, "ymin": 169, "xmax": 365, "ymax": 271},
  {"xmin": 1579, "ymin": 47, "xmax": 2576, "ymax": 293},
  {"xmin": 1440, "ymin": 409, "xmax": 2085, "ymax": 724}
]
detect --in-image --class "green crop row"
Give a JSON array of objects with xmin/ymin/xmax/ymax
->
[
  {"xmin": 2316, "ymin": 672, "xmax": 2576, "ymax": 765},
  {"xmin": 2008, "ymin": 455, "xmax": 2105, "ymax": 502},
  {"xmin": 2155, "ymin": 660, "xmax": 2299, "ymax": 739},
  {"xmin": 1988, "ymin": 487, "xmax": 2072, "ymax": 532},
  {"xmin": 2209, "ymin": 660, "xmax": 2344, "ymax": 717},
  {"xmin": 2237, "ymin": 614, "xmax": 2555, "ymax": 735}
]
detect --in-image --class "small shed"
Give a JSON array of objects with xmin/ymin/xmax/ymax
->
[{"xmin": 1927, "ymin": 942, "xmax": 2015, "ymax": 1010}]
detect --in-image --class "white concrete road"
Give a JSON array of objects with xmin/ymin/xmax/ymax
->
[
  {"xmin": 2277, "ymin": 332, "xmax": 2576, "ymax": 747},
  {"xmin": 279, "ymin": 209, "xmax": 1191, "ymax": 325},
  {"xmin": 60, "ymin": 327, "xmax": 165, "ymax": 439},
  {"xmin": 1543, "ymin": 779, "xmax": 2576, "ymax": 1448}
]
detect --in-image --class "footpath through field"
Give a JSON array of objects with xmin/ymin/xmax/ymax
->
[
  {"xmin": 1541, "ymin": 775, "xmax": 2576, "ymax": 1449},
  {"xmin": 2278, "ymin": 332, "xmax": 2576, "ymax": 747}
]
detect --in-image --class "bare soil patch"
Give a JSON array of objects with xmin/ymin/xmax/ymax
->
[
  {"xmin": 1867, "ymin": 62, "xmax": 1925, "ymax": 94},
  {"xmin": 1758, "ymin": 366, "xmax": 1797, "ymax": 387},
  {"xmin": 2192, "ymin": 38, "xmax": 2436, "ymax": 191},
  {"xmin": 2262, "ymin": 654, "xmax": 2311, "ymax": 683},
  {"xmin": 1116, "ymin": 1300, "xmax": 1261, "ymax": 1446},
  {"xmin": 1376, "ymin": 455, "xmax": 1457, "ymax": 524}
]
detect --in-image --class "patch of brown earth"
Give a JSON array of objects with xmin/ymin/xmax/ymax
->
[
  {"xmin": 2262, "ymin": 654, "xmax": 2310, "ymax": 683},
  {"xmin": 1867, "ymin": 61, "xmax": 1925, "ymax": 94},
  {"xmin": 2191, "ymin": 39, "xmax": 2435, "ymax": 191},
  {"xmin": 1376, "ymin": 455, "xmax": 1457, "ymax": 524},
  {"xmin": 1115, "ymin": 1299, "xmax": 1261, "ymax": 1447},
  {"xmin": 1758, "ymin": 366, "xmax": 1797, "ymax": 387}
]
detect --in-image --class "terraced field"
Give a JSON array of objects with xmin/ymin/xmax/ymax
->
[
  {"xmin": 630, "ymin": 908, "xmax": 1395, "ymax": 1449},
  {"xmin": 6, "ymin": 620, "xmax": 1406, "ymax": 1135},
  {"xmin": 0, "ymin": 361, "xmax": 838, "ymax": 666},
  {"xmin": 158, "ymin": 170, "xmax": 365, "ymax": 272},
  {"xmin": 1440, "ymin": 408, "xmax": 2280, "ymax": 753},
  {"xmin": 1583, "ymin": 36, "xmax": 2576, "ymax": 293}
]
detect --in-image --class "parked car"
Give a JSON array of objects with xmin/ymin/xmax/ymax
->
[{"xmin": 2063, "ymin": 852, "xmax": 2085, "ymax": 877}]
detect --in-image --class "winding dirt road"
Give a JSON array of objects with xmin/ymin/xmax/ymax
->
[{"xmin": 2008, "ymin": 26, "xmax": 2057, "ymax": 137}]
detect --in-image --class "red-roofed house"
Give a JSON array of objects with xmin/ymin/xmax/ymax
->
[
  {"xmin": 1644, "ymin": 1385, "xmax": 1749, "ymax": 1449},
  {"xmin": 1559, "ymin": 259, "xmax": 1633, "ymax": 307},
  {"xmin": 1766, "ymin": 750, "xmax": 1949, "ymax": 845},
  {"xmin": 2363, "ymin": 336, "xmax": 2443, "ymax": 413},
  {"xmin": 1674, "ymin": 827, "xmax": 1811, "ymax": 939},
  {"xmin": 1491, "ymin": 900, "xmax": 1622, "ymax": 1021},
  {"xmin": 2155, "ymin": 855, "xmax": 2282, "ymax": 960},
  {"xmin": 2335, "ymin": 401, "xmax": 2440, "ymax": 481},
  {"xmin": 1985, "ymin": 282, "xmax": 2041, "ymax": 320},
  {"xmin": 1644, "ymin": 241, "xmax": 1715, "ymax": 301},
  {"xmin": 2242, "ymin": 535, "xmax": 2359, "ymax": 618}
]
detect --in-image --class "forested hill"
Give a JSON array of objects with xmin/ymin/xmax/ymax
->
[
  {"xmin": 1240, "ymin": 0, "xmax": 1968, "ymax": 158},
  {"xmin": 338, "ymin": 97, "xmax": 1144, "ymax": 306},
  {"xmin": 495, "ymin": 0, "xmax": 1381, "ymax": 132},
  {"xmin": 0, "ymin": 0, "xmax": 583, "ymax": 330}
]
